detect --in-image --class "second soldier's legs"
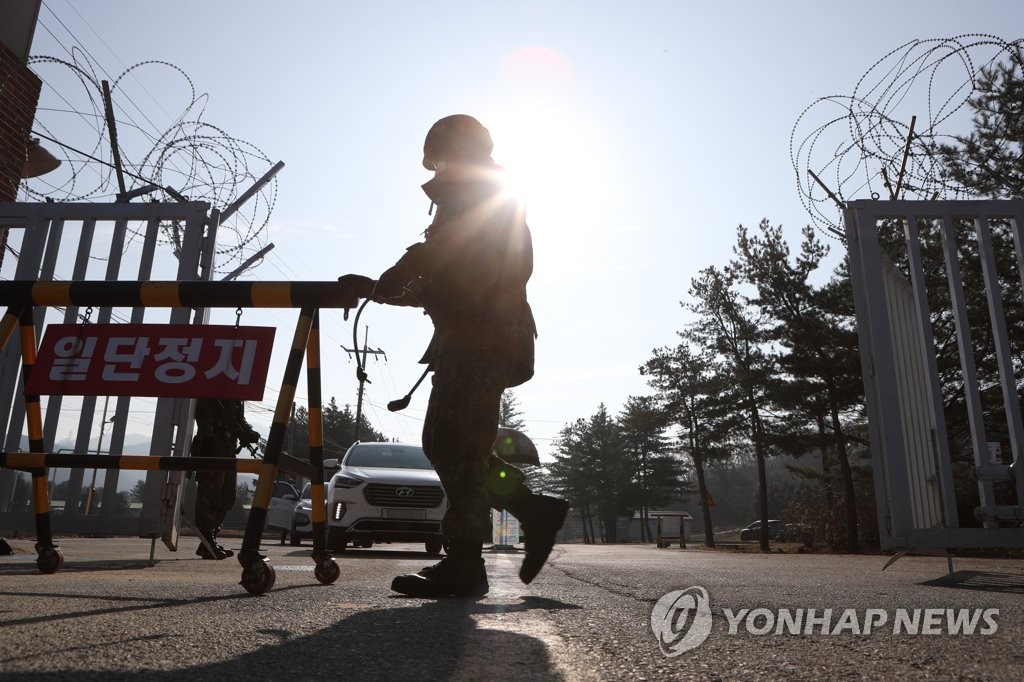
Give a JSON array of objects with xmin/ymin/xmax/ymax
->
[
  {"xmin": 194, "ymin": 456, "xmax": 237, "ymax": 560},
  {"xmin": 212, "ymin": 467, "xmax": 237, "ymax": 557}
]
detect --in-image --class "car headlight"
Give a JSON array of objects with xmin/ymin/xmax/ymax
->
[
  {"xmin": 332, "ymin": 502, "xmax": 346, "ymax": 521},
  {"xmin": 333, "ymin": 475, "xmax": 364, "ymax": 489}
]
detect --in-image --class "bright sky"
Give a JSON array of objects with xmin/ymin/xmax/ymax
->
[{"xmin": 18, "ymin": 1, "xmax": 1024, "ymax": 462}]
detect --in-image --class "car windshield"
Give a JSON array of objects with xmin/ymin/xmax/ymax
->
[
  {"xmin": 300, "ymin": 483, "xmax": 311, "ymax": 500},
  {"xmin": 343, "ymin": 444, "xmax": 433, "ymax": 470}
]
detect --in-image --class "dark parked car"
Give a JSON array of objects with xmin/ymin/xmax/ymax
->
[
  {"xmin": 285, "ymin": 482, "xmax": 314, "ymax": 546},
  {"xmin": 739, "ymin": 519, "xmax": 791, "ymax": 542}
]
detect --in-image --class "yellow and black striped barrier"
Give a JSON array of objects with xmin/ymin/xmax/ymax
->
[
  {"xmin": 0, "ymin": 306, "xmax": 22, "ymax": 352},
  {"xmin": 19, "ymin": 308, "xmax": 51, "ymax": 545},
  {"xmin": 0, "ymin": 450, "xmax": 320, "ymax": 478},
  {"xmin": 0, "ymin": 452, "xmax": 264, "ymax": 474},
  {"xmin": 241, "ymin": 306, "xmax": 315, "ymax": 560},
  {"xmin": 0, "ymin": 280, "xmax": 360, "ymax": 309},
  {"xmin": 0, "ymin": 280, "xmax": 342, "ymax": 593},
  {"xmin": 305, "ymin": 310, "xmax": 330, "ymax": 561}
]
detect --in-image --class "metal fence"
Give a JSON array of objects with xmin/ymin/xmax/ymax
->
[
  {"xmin": 845, "ymin": 199, "xmax": 1024, "ymax": 550},
  {"xmin": 0, "ymin": 201, "xmax": 212, "ymax": 538}
]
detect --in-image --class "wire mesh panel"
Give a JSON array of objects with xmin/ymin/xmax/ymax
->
[
  {"xmin": 0, "ymin": 201, "xmax": 212, "ymax": 537},
  {"xmin": 845, "ymin": 199, "xmax": 1024, "ymax": 549}
]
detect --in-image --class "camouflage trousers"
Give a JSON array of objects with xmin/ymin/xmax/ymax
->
[
  {"xmin": 192, "ymin": 434, "xmax": 237, "ymax": 534},
  {"xmin": 422, "ymin": 350, "xmax": 525, "ymax": 543}
]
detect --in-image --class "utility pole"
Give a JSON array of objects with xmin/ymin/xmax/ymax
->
[
  {"xmin": 85, "ymin": 395, "xmax": 114, "ymax": 515},
  {"xmin": 341, "ymin": 327, "xmax": 386, "ymax": 443},
  {"xmin": 288, "ymin": 401, "xmax": 296, "ymax": 459}
]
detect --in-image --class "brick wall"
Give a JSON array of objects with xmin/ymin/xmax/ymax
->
[{"xmin": 0, "ymin": 42, "xmax": 42, "ymax": 202}]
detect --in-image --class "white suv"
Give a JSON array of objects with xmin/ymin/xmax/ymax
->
[{"xmin": 323, "ymin": 442, "xmax": 447, "ymax": 554}]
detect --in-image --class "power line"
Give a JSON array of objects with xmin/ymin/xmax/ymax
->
[
  {"xmin": 37, "ymin": 4, "xmax": 191, "ymax": 187},
  {"xmin": 21, "ymin": 23, "xmax": 279, "ymax": 275},
  {"xmin": 59, "ymin": 0, "xmax": 183, "ymax": 135}
]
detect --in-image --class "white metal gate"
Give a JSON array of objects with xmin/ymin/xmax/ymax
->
[
  {"xmin": 0, "ymin": 201, "xmax": 214, "ymax": 540},
  {"xmin": 845, "ymin": 199, "xmax": 1024, "ymax": 549}
]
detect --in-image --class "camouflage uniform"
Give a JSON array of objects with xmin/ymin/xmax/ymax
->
[
  {"xmin": 192, "ymin": 399, "xmax": 258, "ymax": 550},
  {"xmin": 345, "ymin": 116, "xmax": 567, "ymax": 596},
  {"xmin": 375, "ymin": 162, "xmax": 536, "ymax": 544}
]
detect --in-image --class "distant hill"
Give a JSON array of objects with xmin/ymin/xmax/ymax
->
[{"xmin": 21, "ymin": 435, "xmax": 157, "ymax": 492}]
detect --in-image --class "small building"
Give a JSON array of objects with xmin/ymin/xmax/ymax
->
[
  {"xmin": 626, "ymin": 510, "xmax": 693, "ymax": 546},
  {"xmin": 553, "ymin": 509, "xmax": 694, "ymax": 544}
]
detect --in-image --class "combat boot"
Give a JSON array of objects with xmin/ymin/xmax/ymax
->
[
  {"xmin": 210, "ymin": 528, "xmax": 234, "ymax": 558},
  {"xmin": 196, "ymin": 531, "xmax": 230, "ymax": 560},
  {"xmin": 391, "ymin": 540, "xmax": 488, "ymax": 598},
  {"xmin": 503, "ymin": 492, "xmax": 570, "ymax": 584}
]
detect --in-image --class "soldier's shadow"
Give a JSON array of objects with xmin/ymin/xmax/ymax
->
[{"xmin": 191, "ymin": 597, "xmax": 566, "ymax": 680}]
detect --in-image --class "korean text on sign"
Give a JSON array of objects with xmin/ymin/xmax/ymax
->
[{"xmin": 27, "ymin": 324, "xmax": 276, "ymax": 399}]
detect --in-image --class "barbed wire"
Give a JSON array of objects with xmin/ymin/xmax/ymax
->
[
  {"xmin": 6, "ymin": 52, "xmax": 276, "ymax": 273},
  {"xmin": 790, "ymin": 34, "xmax": 1023, "ymax": 240}
]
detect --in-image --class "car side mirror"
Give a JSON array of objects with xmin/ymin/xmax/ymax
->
[{"xmin": 323, "ymin": 458, "xmax": 340, "ymax": 470}]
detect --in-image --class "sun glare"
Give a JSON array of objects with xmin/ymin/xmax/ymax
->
[{"xmin": 490, "ymin": 108, "xmax": 610, "ymax": 257}]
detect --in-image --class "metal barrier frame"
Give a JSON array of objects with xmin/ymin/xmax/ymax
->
[
  {"xmin": 845, "ymin": 199, "xmax": 1024, "ymax": 551},
  {"xmin": 0, "ymin": 201, "xmax": 214, "ymax": 535},
  {"xmin": 0, "ymin": 279, "xmax": 358, "ymax": 594}
]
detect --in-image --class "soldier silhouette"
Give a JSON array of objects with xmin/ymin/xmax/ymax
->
[
  {"xmin": 191, "ymin": 398, "xmax": 260, "ymax": 560},
  {"xmin": 339, "ymin": 114, "xmax": 569, "ymax": 597}
]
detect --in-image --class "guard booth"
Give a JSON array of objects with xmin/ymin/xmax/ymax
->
[
  {"xmin": 0, "ymin": 200, "xmax": 354, "ymax": 594},
  {"xmin": 844, "ymin": 200, "xmax": 1024, "ymax": 553},
  {"xmin": 649, "ymin": 511, "xmax": 691, "ymax": 549}
]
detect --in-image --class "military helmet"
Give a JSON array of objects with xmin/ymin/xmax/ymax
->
[{"xmin": 422, "ymin": 114, "xmax": 493, "ymax": 170}]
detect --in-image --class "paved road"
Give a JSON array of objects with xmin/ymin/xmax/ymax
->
[{"xmin": 1, "ymin": 537, "xmax": 1022, "ymax": 680}]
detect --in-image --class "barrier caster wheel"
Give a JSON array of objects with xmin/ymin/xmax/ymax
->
[
  {"xmin": 314, "ymin": 559, "xmax": 340, "ymax": 585},
  {"xmin": 240, "ymin": 560, "xmax": 276, "ymax": 595},
  {"xmin": 37, "ymin": 547, "xmax": 64, "ymax": 574}
]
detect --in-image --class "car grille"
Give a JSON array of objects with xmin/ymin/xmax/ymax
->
[
  {"xmin": 350, "ymin": 519, "xmax": 442, "ymax": 533},
  {"xmin": 363, "ymin": 483, "xmax": 444, "ymax": 509}
]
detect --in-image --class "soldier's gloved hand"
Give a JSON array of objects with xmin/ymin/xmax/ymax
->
[
  {"xmin": 240, "ymin": 427, "xmax": 261, "ymax": 446},
  {"xmin": 338, "ymin": 274, "xmax": 377, "ymax": 299}
]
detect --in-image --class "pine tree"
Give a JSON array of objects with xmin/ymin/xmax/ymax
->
[
  {"xmin": 933, "ymin": 46, "xmax": 1024, "ymax": 198},
  {"xmin": 499, "ymin": 391, "xmax": 527, "ymax": 430},
  {"xmin": 733, "ymin": 221, "xmax": 864, "ymax": 552},
  {"xmin": 548, "ymin": 417, "xmax": 599, "ymax": 543},
  {"xmin": 617, "ymin": 396, "xmax": 688, "ymax": 543},
  {"xmin": 288, "ymin": 397, "xmax": 387, "ymax": 462},
  {"xmin": 548, "ymin": 405, "xmax": 634, "ymax": 543},
  {"xmin": 687, "ymin": 265, "xmax": 777, "ymax": 551},
  {"xmin": 642, "ymin": 343, "xmax": 737, "ymax": 547}
]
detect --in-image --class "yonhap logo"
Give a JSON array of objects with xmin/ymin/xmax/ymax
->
[
  {"xmin": 650, "ymin": 586, "xmax": 713, "ymax": 656},
  {"xmin": 650, "ymin": 586, "xmax": 1001, "ymax": 658}
]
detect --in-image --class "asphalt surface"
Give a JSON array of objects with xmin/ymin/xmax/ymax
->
[{"xmin": 1, "ymin": 537, "xmax": 1022, "ymax": 680}]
